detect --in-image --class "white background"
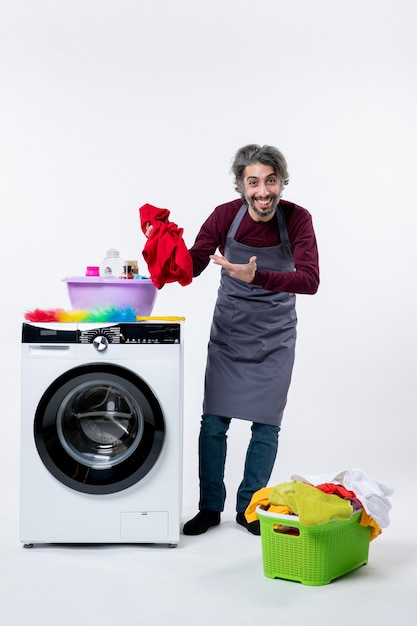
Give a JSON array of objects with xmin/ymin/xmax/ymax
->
[{"xmin": 1, "ymin": 0, "xmax": 416, "ymax": 557}]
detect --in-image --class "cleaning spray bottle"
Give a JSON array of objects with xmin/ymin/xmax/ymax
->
[{"xmin": 99, "ymin": 249, "xmax": 124, "ymax": 278}]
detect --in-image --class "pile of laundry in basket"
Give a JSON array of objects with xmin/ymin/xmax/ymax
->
[{"xmin": 246, "ymin": 468, "xmax": 393, "ymax": 540}]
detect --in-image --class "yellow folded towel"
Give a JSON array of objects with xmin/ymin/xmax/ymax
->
[{"xmin": 269, "ymin": 481, "xmax": 353, "ymax": 526}]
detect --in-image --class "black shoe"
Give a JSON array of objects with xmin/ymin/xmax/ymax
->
[
  {"xmin": 236, "ymin": 512, "xmax": 260, "ymax": 535},
  {"xmin": 183, "ymin": 510, "xmax": 221, "ymax": 535}
]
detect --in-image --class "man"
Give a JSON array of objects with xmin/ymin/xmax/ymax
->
[{"xmin": 182, "ymin": 144, "xmax": 319, "ymax": 535}]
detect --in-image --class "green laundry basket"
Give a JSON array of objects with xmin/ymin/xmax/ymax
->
[{"xmin": 256, "ymin": 507, "xmax": 371, "ymax": 586}]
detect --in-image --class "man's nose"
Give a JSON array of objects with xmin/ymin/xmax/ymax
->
[{"xmin": 258, "ymin": 182, "xmax": 268, "ymax": 196}]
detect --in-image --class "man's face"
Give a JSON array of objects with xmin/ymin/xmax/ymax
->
[{"xmin": 242, "ymin": 163, "xmax": 281, "ymax": 222}]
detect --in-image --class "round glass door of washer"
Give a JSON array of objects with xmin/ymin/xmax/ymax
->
[{"xmin": 34, "ymin": 364, "xmax": 165, "ymax": 494}]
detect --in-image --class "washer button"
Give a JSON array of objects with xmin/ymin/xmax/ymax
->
[{"xmin": 93, "ymin": 336, "xmax": 109, "ymax": 352}]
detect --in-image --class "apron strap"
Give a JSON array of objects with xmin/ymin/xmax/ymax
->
[{"xmin": 227, "ymin": 203, "xmax": 290, "ymax": 245}]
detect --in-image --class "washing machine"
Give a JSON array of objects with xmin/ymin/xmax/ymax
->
[{"xmin": 19, "ymin": 321, "xmax": 184, "ymax": 547}]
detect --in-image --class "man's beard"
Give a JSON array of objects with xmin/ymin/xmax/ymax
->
[{"xmin": 246, "ymin": 194, "xmax": 280, "ymax": 218}]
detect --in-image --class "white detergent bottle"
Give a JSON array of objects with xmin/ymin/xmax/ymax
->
[{"xmin": 100, "ymin": 249, "xmax": 124, "ymax": 278}]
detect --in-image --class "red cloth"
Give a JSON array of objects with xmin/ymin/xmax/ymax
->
[
  {"xmin": 317, "ymin": 483, "xmax": 381, "ymax": 540},
  {"xmin": 139, "ymin": 203, "xmax": 193, "ymax": 289},
  {"xmin": 316, "ymin": 483, "xmax": 362, "ymax": 507}
]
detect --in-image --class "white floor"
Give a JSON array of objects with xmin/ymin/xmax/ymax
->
[{"xmin": 1, "ymin": 485, "xmax": 415, "ymax": 626}]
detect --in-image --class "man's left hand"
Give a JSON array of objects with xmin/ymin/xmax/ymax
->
[{"xmin": 209, "ymin": 254, "xmax": 257, "ymax": 283}]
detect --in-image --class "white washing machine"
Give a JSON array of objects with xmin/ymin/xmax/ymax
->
[{"xmin": 20, "ymin": 321, "xmax": 183, "ymax": 547}]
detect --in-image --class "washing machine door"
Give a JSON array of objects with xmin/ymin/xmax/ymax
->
[{"xmin": 34, "ymin": 364, "xmax": 165, "ymax": 494}]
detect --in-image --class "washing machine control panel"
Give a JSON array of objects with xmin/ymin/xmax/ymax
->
[
  {"xmin": 80, "ymin": 323, "xmax": 181, "ymax": 345},
  {"xmin": 22, "ymin": 322, "xmax": 182, "ymax": 345},
  {"xmin": 80, "ymin": 326, "xmax": 122, "ymax": 346}
]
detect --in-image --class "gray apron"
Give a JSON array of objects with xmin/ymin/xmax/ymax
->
[{"xmin": 203, "ymin": 203, "xmax": 297, "ymax": 426}]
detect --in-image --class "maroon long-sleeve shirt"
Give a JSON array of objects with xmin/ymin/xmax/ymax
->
[{"xmin": 188, "ymin": 198, "xmax": 319, "ymax": 295}]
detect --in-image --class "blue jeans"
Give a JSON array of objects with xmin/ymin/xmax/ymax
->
[{"xmin": 198, "ymin": 413, "xmax": 280, "ymax": 513}]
